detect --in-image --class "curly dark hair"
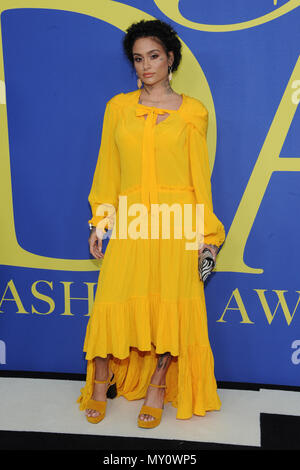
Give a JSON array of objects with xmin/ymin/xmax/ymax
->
[{"xmin": 122, "ymin": 19, "xmax": 182, "ymax": 73}]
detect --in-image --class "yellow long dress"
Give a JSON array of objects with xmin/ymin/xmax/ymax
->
[{"xmin": 77, "ymin": 88, "xmax": 226, "ymax": 420}]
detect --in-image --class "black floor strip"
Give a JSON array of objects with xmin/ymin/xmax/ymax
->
[
  {"xmin": 0, "ymin": 430, "xmax": 259, "ymax": 453},
  {"xmin": 260, "ymin": 413, "xmax": 300, "ymax": 450}
]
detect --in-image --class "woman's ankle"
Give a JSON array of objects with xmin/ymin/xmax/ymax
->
[
  {"xmin": 94, "ymin": 356, "xmax": 110, "ymax": 381},
  {"xmin": 150, "ymin": 370, "xmax": 167, "ymax": 387}
]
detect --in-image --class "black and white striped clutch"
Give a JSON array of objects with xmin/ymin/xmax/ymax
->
[{"xmin": 198, "ymin": 248, "xmax": 215, "ymax": 282}]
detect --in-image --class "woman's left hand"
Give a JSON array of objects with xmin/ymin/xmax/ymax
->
[{"xmin": 198, "ymin": 243, "xmax": 219, "ymax": 263}]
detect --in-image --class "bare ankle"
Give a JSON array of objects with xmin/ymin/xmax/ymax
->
[{"xmin": 94, "ymin": 356, "xmax": 111, "ymax": 381}]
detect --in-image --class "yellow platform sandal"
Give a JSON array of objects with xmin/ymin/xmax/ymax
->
[
  {"xmin": 85, "ymin": 372, "xmax": 117, "ymax": 424},
  {"xmin": 137, "ymin": 383, "xmax": 167, "ymax": 429}
]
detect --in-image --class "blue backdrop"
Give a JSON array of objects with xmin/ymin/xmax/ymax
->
[{"xmin": 0, "ymin": 0, "xmax": 300, "ymax": 386}]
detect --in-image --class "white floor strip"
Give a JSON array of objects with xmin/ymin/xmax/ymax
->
[{"xmin": 0, "ymin": 377, "xmax": 299, "ymax": 447}]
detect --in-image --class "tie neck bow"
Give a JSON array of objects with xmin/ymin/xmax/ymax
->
[{"xmin": 136, "ymin": 104, "xmax": 177, "ymax": 117}]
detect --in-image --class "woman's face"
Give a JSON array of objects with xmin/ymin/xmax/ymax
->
[{"xmin": 132, "ymin": 37, "xmax": 173, "ymax": 86}]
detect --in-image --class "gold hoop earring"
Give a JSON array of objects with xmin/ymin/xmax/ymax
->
[{"xmin": 137, "ymin": 74, "xmax": 143, "ymax": 89}]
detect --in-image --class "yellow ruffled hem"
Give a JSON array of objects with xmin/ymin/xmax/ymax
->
[
  {"xmin": 77, "ymin": 294, "xmax": 221, "ymax": 420},
  {"xmin": 83, "ymin": 294, "xmax": 214, "ymax": 358}
]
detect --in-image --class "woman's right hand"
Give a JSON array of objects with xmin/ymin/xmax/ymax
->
[{"xmin": 89, "ymin": 228, "xmax": 104, "ymax": 259}]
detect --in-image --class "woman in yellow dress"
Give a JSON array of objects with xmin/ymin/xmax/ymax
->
[{"xmin": 77, "ymin": 19, "xmax": 226, "ymax": 428}]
